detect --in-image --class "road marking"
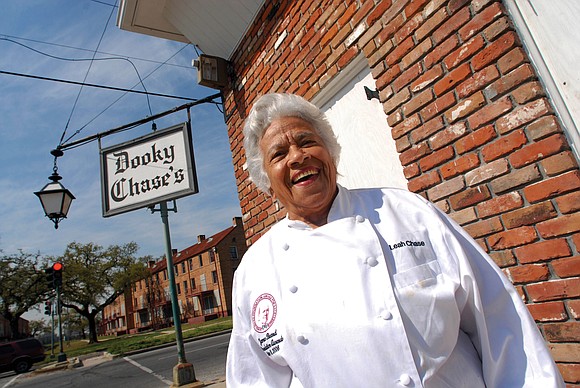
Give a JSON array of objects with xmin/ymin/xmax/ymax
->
[
  {"xmin": 123, "ymin": 356, "xmax": 173, "ymax": 386},
  {"xmin": 157, "ymin": 341, "xmax": 230, "ymax": 360},
  {"xmin": 1, "ymin": 375, "xmax": 20, "ymax": 388}
]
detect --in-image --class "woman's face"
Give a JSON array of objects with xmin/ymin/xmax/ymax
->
[{"xmin": 259, "ymin": 116, "xmax": 338, "ymax": 227}]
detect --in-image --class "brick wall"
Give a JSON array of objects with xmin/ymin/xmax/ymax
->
[{"xmin": 222, "ymin": 0, "xmax": 580, "ymax": 383}]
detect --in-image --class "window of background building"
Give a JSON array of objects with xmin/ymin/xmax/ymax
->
[
  {"xmin": 191, "ymin": 278, "xmax": 196, "ymax": 289},
  {"xmin": 183, "ymin": 280, "xmax": 188, "ymax": 294},
  {"xmin": 199, "ymin": 255, "xmax": 203, "ymax": 267},
  {"xmin": 163, "ymin": 270, "xmax": 167, "ymax": 280},
  {"xmin": 210, "ymin": 250, "xmax": 215, "ymax": 262},
  {"xmin": 188, "ymin": 258, "xmax": 193, "ymax": 270},
  {"xmin": 174, "ymin": 265, "xmax": 179, "ymax": 275},
  {"xmin": 177, "ymin": 283, "xmax": 181, "ymax": 295},
  {"xmin": 212, "ymin": 271, "xmax": 218, "ymax": 284},
  {"xmin": 230, "ymin": 246, "xmax": 238, "ymax": 260},
  {"xmin": 181, "ymin": 262, "xmax": 186, "ymax": 273}
]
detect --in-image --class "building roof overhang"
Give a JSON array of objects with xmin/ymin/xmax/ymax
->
[{"xmin": 117, "ymin": 0, "xmax": 264, "ymax": 59}]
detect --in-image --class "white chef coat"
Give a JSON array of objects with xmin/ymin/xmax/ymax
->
[{"xmin": 226, "ymin": 185, "xmax": 564, "ymax": 387}]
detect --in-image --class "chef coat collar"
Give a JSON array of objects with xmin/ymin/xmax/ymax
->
[{"xmin": 285, "ymin": 184, "xmax": 352, "ymax": 230}]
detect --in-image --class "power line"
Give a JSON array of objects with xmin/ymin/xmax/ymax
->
[
  {"xmin": 0, "ymin": 70, "xmax": 199, "ymax": 101},
  {"xmin": 0, "ymin": 34, "xmax": 193, "ymax": 70}
]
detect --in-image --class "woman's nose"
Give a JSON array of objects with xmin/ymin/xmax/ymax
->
[{"xmin": 288, "ymin": 146, "xmax": 308, "ymax": 165}]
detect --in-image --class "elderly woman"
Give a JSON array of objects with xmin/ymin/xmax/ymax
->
[{"xmin": 226, "ymin": 93, "xmax": 563, "ymax": 387}]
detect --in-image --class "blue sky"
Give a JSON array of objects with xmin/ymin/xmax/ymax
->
[{"xmin": 0, "ymin": 1, "xmax": 241, "ymax": 261}]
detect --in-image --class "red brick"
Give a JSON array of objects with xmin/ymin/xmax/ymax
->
[
  {"xmin": 410, "ymin": 116, "xmax": 444, "ymax": 143},
  {"xmin": 399, "ymin": 142, "xmax": 431, "ymax": 165},
  {"xmin": 469, "ymin": 96, "xmax": 513, "ymax": 131},
  {"xmin": 537, "ymin": 212, "xmax": 580, "ymax": 239},
  {"xmin": 445, "ymin": 91, "xmax": 486, "ymax": 123},
  {"xmin": 458, "ymin": 2, "xmax": 504, "ymax": 41},
  {"xmin": 424, "ymin": 35, "xmax": 459, "ymax": 69},
  {"xmin": 512, "ymin": 81, "xmax": 545, "ymax": 104},
  {"xmin": 427, "ymin": 176, "xmax": 465, "ymax": 202},
  {"xmin": 472, "ymin": 31, "xmax": 518, "ymax": 72},
  {"xmin": 403, "ymin": 37, "xmax": 433, "ymax": 69},
  {"xmin": 415, "ymin": 8, "xmax": 447, "ymax": 41},
  {"xmin": 527, "ymin": 115, "xmax": 561, "ymax": 141},
  {"xmin": 383, "ymin": 86, "xmax": 410, "ymax": 114},
  {"xmin": 483, "ymin": 16, "xmax": 510, "ymax": 41},
  {"xmin": 457, "ymin": 65, "xmax": 500, "ymax": 99},
  {"xmin": 487, "ymin": 225, "xmax": 538, "ymax": 250},
  {"xmin": 456, "ymin": 125, "xmax": 497, "ymax": 154},
  {"xmin": 526, "ymin": 301, "xmax": 568, "ymax": 322},
  {"xmin": 434, "ymin": 63, "xmax": 471, "ymax": 96},
  {"xmin": 504, "ymin": 201, "xmax": 558, "ymax": 229},
  {"xmin": 550, "ymin": 337, "xmax": 580, "ymax": 364},
  {"xmin": 465, "ymin": 158, "xmax": 509, "ymax": 186},
  {"xmin": 444, "ymin": 35, "xmax": 486, "ymax": 70},
  {"xmin": 449, "ymin": 184, "xmax": 491, "ymax": 210},
  {"xmin": 490, "ymin": 164, "xmax": 541, "ymax": 194},
  {"xmin": 411, "ymin": 64, "xmax": 443, "ymax": 92},
  {"xmin": 556, "ymin": 191, "xmax": 580, "ymax": 214},
  {"xmin": 432, "ymin": 7, "xmax": 470, "ymax": 44},
  {"xmin": 497, "ymin": 47, "xmax": 527, "ymax": 74},
  {"xmin": 496, "ymin": 98, "xmax": 552, "ymax": 135},
  {"xmin": 449, "ymin": 206, "xmax": 477, "ymax": 226},
  {"xmin": 477, "ymin": 192, "xmax": 523, "ymax": 218},
  {"xmin": 552, "ymin": 256, "xmax": 580, "ymax": 278},
  {"xmin": 569, "ymin": 300, "xmax": 580, "ymax": 320},
  {"xmin": 394, "ymin": 12, "xmax": 423, "ymax": 44},
  {"xmin": 543, "ymin": 321, "xmax": 580, "ymax": 342},
  {"xmin": 392, "ymin": 114, "xmax": 421, "ymax": 139},
  {"xmin": 481, "ymin": 129, "xmax": 526, "ymax": 162},
  {"xmin": 407, "ymin": 170, "xmax": 441, "ymax": 192},
  {"xmin": 420, "ymin": 91, "xmax": 456, "ymax": 121},
  {"xmin": 524, "ymin": 170, "xmax": 580, "ymax": 203},
  {"xmin": 441, "ymin": 153, "xmax": 480, "ymax": 179},
  {"xmin": 386, "ymin": 36, "xmax": 415, "ymax": 66},
  {"xmin": 485, "ymin": 64, "xmax": 535, "ymax": 100},
  {"xmin": 419, "ymin": 145, "xmax": 455, "ymax": 171},
  {"xmin": 489, "ymin": 250, "xmax": 516, "ymax": 267},
  {"xmin": 367, "ymin": 0, "xmax": 394, "ymax": 25},
  {"xmin": 393, "ymin": 62, "xmax": 422, "ymax": 92},
  {"xmin": 573, "ymin": 233, "xmax": 580, "ymax": 254},
  {"xmin": 542, "ymin": 151, "xmax": 579, "ymax": 177},
  {"xmin": 526, "ymin": 278, "xmax": 580, "ymax": 302},
  {"xmin": 464, "ymin": 216, "xmax": 503, "ymax": 238},
  {"xmin": 403, "ymin": 163, "xmax": 420, "ymax": 179},
  {"xmin": 557, "ymin": 362, "xmax": 580, "ymax": 384},
  {"xmin": 402, "ymin": 89, "xmax": 434, "ymax": 116},
  {"xmin": 506, "ymin": 263, "xmax": 550, "ymax": 284}
]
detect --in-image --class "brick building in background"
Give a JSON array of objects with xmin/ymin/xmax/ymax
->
[
  {"xmin": 101, "ymin": 217, "xmax": 245, "ymax": 335},
  {"xmin": 118, "ymin": 0, "xmax": 579, "ymax": 383}
]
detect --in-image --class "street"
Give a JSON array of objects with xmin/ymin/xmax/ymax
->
[{"xmin": 0, "ymin": 332, "xmax": 230, "ymax": 388}]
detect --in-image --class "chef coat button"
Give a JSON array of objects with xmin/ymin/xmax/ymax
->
[
  {"xmin": 379, "ymin": 310, "xmax": 393, "ymax": 320},
  {"xmin": 399, "ymin": 373, "xmax": 412, "ymax": 386},
  {"xmin": 297, "ymin": 335, "xmax": 308, "ymax": 344},
  {"xmin": 282, "ymin": 243, "xmax": 289, "ymax": 251},
  {"xmin": 366, "ymin": 257, "xmax": 379, "ymax": 267},
  {"xmin": 355, "ymin": 215, "xmax": 365, "ymax": 223},
  {"xmin": 289, "ymin": 285, "xmax": 298, "ymax": 293}
]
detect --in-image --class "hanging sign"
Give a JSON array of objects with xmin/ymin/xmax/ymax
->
[{"xmin": 100, "ymin": 122, "xmax": 198, "ymax": 217}]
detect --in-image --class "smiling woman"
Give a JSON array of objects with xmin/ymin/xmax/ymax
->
[{"xmin": 226, "ymin": 93, "xmax": 564, "ymax": 388}]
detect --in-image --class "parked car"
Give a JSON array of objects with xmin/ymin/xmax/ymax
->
[{"xmin": 0, "ymin": 338, "xmax": 46, "ymax": 374}]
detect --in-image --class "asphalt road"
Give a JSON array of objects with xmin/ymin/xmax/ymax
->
[{"xmin": 0, "ymin": 332, "xmax": 230, "ymax": 388}]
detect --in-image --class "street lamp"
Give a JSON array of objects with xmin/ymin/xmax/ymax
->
[{"xmin": 34, "ymin": 149, "xmax": 75, "ymax": 229}]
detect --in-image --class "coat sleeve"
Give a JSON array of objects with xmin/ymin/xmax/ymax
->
[
  {"xmin": 429, "ymin": 202, "xmax": 565, "ymax": 387},
  {"xmin": 226, "ymin": 268, "xmax": 293, "ymax": 387}
]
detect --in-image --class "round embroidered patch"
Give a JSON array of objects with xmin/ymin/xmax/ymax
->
[{"xmin": 252, "ymin": 293, "xmax": 277, "ymax": 333}]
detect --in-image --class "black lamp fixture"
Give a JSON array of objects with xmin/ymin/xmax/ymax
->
[{"xmin": 34, "ymin": 149, "xmax": 75, "ymax": 229}]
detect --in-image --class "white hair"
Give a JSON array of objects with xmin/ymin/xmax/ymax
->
[{"xmin": 243, "ymin": 93, "xmax": 341, "ymax": 193}]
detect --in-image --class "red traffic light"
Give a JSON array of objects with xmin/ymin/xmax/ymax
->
[{"xmin": 52, "ymin": 262, "xmax": 63, "ymax": 271}]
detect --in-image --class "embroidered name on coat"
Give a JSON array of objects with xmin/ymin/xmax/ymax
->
[{"xmin": 389, "ymin": 240, "xmax": 426, "ymax": 250}]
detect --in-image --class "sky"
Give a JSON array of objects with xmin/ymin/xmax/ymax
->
[{"xmin": 0, "ymin": 1, "xmax": 242, "ymax": 263}]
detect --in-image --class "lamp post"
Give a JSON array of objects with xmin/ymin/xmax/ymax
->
[{"xmin": 34, "ymin": 150, "xmax": 75, "ymax": 229}]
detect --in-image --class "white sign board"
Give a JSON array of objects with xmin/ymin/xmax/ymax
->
[{"xmin": 100, "ymin": 122, "xmax": 198, "ymax": 217}]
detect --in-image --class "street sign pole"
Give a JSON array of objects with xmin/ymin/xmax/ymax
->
[
  {"xmin": 152, "ymin": 201, "xmax": 199, "ymax": 387},
  {"xmin": 56, "ymin": 284, "xmax": 67, "ymax": 362}
]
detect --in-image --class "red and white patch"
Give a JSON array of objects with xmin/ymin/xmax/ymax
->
[{"xmin": 252, "ymin": 293, "xmax": 277, "ymax": 333}]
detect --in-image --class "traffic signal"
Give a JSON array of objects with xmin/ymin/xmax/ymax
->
[
  {"xmin": 44, "ymin": 301, "xmax": 52, "ymax": 316},
  {"xmin": 52, "ymin": 262, "xmax": 63, "ymax": 287},
  {"xmin": 45, "ymin": 267, "xmax": 54, "ymax": 289}
]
